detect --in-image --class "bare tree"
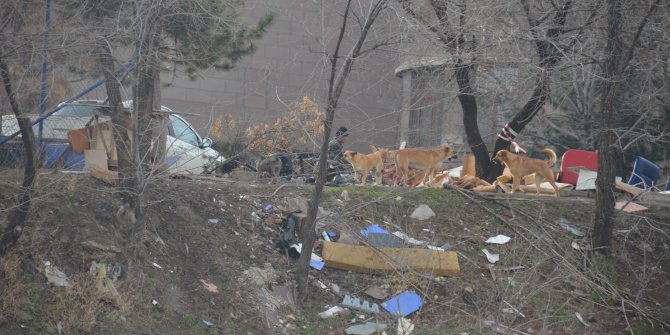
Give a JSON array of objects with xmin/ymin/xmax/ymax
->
[
  {"xmin": 0, "ymin": 1, "xmax": 40, "ymax": 255},
  {"xmin": 296, "ymin": 0, "xmax": 389, "ymax": 301},
  {"xmin": 592, "ymin": 0, "xmax": 661, "ymax": 253},
  {"xmin": 398, "ymin": 0, "xmax": 596, "ymax": 181}
]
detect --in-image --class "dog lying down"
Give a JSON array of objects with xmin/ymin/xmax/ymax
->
[
  {"xmin": 493, "ymin": 148, "xmax": 560, "ymax": 198},
  {"xmin": 343, "ymin": 148, "xmax": 387, "ymax": 185}
]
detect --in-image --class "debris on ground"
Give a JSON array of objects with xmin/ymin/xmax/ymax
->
[
  {"xmin": 344, "ymin": 322, "xmax": 387, "ymax": 335},
  {"xmin": 319, "ymin": 306, "xmax": 347, "ymax": 319},
  {"xmin": 397, "ymin": 317, "xmax": 415, "ymax": 335},
  {"xmin": 485, "ymin": 235, "xmax": 511, "ymax": 244},
  {"xmin": 322, "ymin": 241, "xmax": 460, "ymax": 276},
  {"xmin": 44, "ymin": 261, "xmax": 70, "ymax": 287},
  {"xmin": 200, "ymin": 279, "xmax": 219, "ymax": 293},
  {"xmin": 409, "ymin": 204, "xmax": 435, "ymax": 220},
  {"xmin": 341, "ymin": 294, "xmax": 381, "ymax": 314},
  {"xmin": 559, "ymin": 217, "xmax": 585, "ymax": 237},
  {"xmin": 381, "ymin": 291, "xmax": 422, "ymax": 317},
  {"xmin": 482, "ymin": 249, "xmax": 500, "ymax": 264},
  {"xmin": 364, "ymin": 285, "xmax": 389, "ymax": 300}
]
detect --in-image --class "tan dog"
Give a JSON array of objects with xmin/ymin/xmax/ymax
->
[
  {"xmin": 343, "ymin": 148, "xmax": 387, "ymax": 185},
  {"xmin": 256, "ymin": 155, "xmax": 282, "ymax": 184},
  {"xmin": 395, "ymin": 144, "xmax": 454, "ymax": 186},
  {"xmin": 493, "ymin": 148, "xmax": 560, "ymax": 198}
]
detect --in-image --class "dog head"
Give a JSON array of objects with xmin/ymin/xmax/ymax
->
[
  {"xmin": 442, "ymin": 144, "xmax": 454, "ymax": 158},
  {"xmin": 493, "ymin": 149, "xmax": 514, "ymax": 164},
  {"xmin": 342, "ymin": 150, "xmax": 358, "ymax": 164}
]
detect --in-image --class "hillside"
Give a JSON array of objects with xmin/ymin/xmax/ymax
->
[{"xmin": 0, "ymin": 171, "xmax": 669, "ymax": 335}]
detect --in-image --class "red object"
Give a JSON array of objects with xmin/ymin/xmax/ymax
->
[{"xmin": 558, "ymin": 149, "xmax": 598, "ymax": 185}]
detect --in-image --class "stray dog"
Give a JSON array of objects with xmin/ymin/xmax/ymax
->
[
  {"xmin": 343, "ymin": 148, "xmax": 388, "ymax": 185},
  {"xmin": 256, "ymin": 155, "xmax": 282, "ymax": 184},
  {"xmin": 395, "ymin": 144, "xmax": 454, "ymax": 186},
  {"xmin": 493, "ymin": 148, "xmax": 560, "ymax": 198}
]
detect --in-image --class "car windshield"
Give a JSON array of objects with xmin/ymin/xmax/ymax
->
[
  {"xmin": 168, "ymin": 115, "xmax": 200, "ymax": 147},
  {"xmin": 54, "ymin": 105, "xmax": 96, "ymax": 117}
]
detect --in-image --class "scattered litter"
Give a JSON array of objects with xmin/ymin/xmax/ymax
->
[
  {"xmin": 151, "ymin": 262, "xmax": 163, "ymax": 269},
  {"xmin": 251, "ymin": 212, "xmax": 262, "ymax": 225},
  {"xmin": 200, "ymin": 279, "xmax": 219, "ymax": 293},
  {"xmin": 392, "ymin": 231, "xmax": 425, "ymax": 246},
  {"xmin": 367, "ymin": 232, "xmax": 403, "ymax": 248},
  {"xmin": 264, "ymin": 204, "xmax": 273, "ymax": 211},
  {"xmin": 575, "ymin": 312, "xmax": 590, "ymax": 327},
  {"xmin": 342, "ymin": 190, "xmax": 350, "ymax": 201},
  {"xmin": 381, "ymin": 291, "xmax": 422, "ymax": 317},
  {"xmin": 319, "ymin": 306, "xmax": 346, "ymax": 319},
  {"xmin": 360, "ymin": 224, "xmax": 388, "ymax": 238},
  {"xmin": 208, "ymin": 218, "xmax": 220, "ymax": 225},
  {"xmin": 342, "ymin": 294, "xmax": 380, "ymax": 314},
  {"xmin": 345, "ymin": 322, "xmax": 387, "ymax": 335},
  {"xmin": 485, "ymin": 235, "xmax": 511, "ymax": 244},
  {"xmin": 503, "ymin": 301, "xmax": 525, "ymax": 318},
  {"xmin": 571, "ymin": 241, "xmax": 582, "ymax": 251},
  {"xmin": 285, "ymin": 314, "xmax": 296, "ymax": 323},
  {"xmin": 310, "ymin": 258, "xmax": 325, "ymax": 271},
  {"xmin": 44, "ymin": 262, "xmax": 70, "ymax": 287},
  {"xmin": 151, "ymin": 300, "xmax": 158, "ymax": 305},
  {"xmin": 409, "ymin": 204, "xmax": 435, "ymax": 220},
  {"xmin": 395, "ymin": 196, "xmax": 403, "ymax": 201},
  {"xmin": 322, "ymin": 231, "xmax": 332, "ymax": 241},
  {"xmin": 559, "ymin": 217, "xmax": 585, "ymax": 237},
  {"xmin": 289, "ymin": 243, "xmax": 325, "ymax": 270},
  {"xmin": 232, "ymin": 230, "xmax": 241, "ymax": 236},
  {"xmin": 272, "ymin": 285, "xmax": 295, "ymax": 307},
  {"xmin": 440, "ymin": 243, "xmax": 452, "ymax": 250},
  {"xmin": 397, "ymin": 317, "xmax": 415, "ymax": 335},
  {"xmin": 364, "ymin": 285, "xmax": 389, "ymax": 300},
  {"xmin": 315, "ymin": 280, "xmax": 328, "ymax": 289},
  {"xmin": 203, "ymin": 320, "xmax": 214, "ymax": 327},
  {"xmin": 330, "ymin": 283, "xmax": 341, "ymax": 295},
  {"xmin": 482, "ymin": 249, "xmax": 500, "ymax": 263},
  {"xmin": 615, "ymin": 201, "xmax": 648, "ymax": 213}
]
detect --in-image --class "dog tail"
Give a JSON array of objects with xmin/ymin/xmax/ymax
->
[{"xmin": 542, "ymin": 148, "xmax": 557, "ymax": 166}]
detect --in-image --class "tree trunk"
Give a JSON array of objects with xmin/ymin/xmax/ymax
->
[
  {"xmin": 455, "ymin": 63, "xmax": 489, "ymax": 177},
  {"xmin": 296, "ymin": 0, "xmax": 386, "ymax": 302},
  {"xmin": 98, "ymin": 42, "xmax": 137, "ymax": 210},
  {"xmin": 0, "ymin": 56, "xmax": 37, "ymax": 256},
  {"xmin": 593, "ymin": 0, "xmax": 623, "ymax": 253}
]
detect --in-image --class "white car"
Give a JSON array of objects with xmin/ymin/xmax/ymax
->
[{"xmin": 0, "ymin": 100, "xmax": 223, "ymax": 174}]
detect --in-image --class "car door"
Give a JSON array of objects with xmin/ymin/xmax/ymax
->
[{"xmin": 166, "ymin": 114, "xmax": 219, "ymax": 174}]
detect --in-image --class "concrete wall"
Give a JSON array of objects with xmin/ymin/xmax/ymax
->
[{"xmin": 161, "ymin": 0, "xmax": 403, "ymax": 153}]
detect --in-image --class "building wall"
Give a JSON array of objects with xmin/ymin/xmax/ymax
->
[{"xmin": 160, "ymin": 0, "xmax": 403, "ymax": 153}]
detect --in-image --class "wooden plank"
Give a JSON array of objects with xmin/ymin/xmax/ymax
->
[
  {"xmin": 90, "ymin": 167, "xmax": 118, "ymax": 186},
  {"xmin": 84, "ymin": 149, "xmax": 108, "ymax": 171},
  {"xmin": 322, "ymin": 241, "xmax": 460, "ymax": 277},
  {"xmin": 615, "ymin": 180, "xmax": 643, "ymax": 196}
]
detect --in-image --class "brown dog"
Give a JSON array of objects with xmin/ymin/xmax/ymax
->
[
  {"xmin": 343, "ymin": 148, "xmax": 388, "ymax": 185},
  {"xmin": 256, "ymin": 155, "xmax": 282, "ymax": 184},
  {"xmin": 493, "ymin": 148, "xmax": 560, "ymax": 198},
  {"xmin": 395, "ymin": 144, "xmax": 454, "ymax": 186}
]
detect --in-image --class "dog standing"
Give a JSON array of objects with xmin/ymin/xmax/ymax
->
[
  {"xmin": 256, "ymin": 155, "xmax": 282, "ymax": 184},
  {"xmin": 493, "ymin": 148, "xmax": 560, "ymax": 198},
  {"xmin": 343, "ymin": 148, "xmax": 388, "ymax": 185},
  {"xmin": 395, "ymin": 144, "xmax": 454, "ymax": 186}
]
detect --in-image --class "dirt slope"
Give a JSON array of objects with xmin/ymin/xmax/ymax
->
[{"xmin": 0, "ymin": 171, "xmax": 669, "ymax": 335}]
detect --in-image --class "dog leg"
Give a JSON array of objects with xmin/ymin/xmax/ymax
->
[
  {"xmin": 511, "ymin": 176, "xmax": 521, "ymax": 194},
  {"xmin": 534, "ymin": 173, "xmax": 543, "ymax": 195}
]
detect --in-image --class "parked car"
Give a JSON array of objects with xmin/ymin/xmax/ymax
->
[{"xmin": 0, "ymin": 100, "xmax": 223, "ymax": 174}]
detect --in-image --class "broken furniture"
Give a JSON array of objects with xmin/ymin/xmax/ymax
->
[
  {"xmin": 627, "ymin": 156, "xmax": 661, "ymax": 190},
  {"xmin": 558, "ymin": 149, "xmax": 598, "ymax": 186}
]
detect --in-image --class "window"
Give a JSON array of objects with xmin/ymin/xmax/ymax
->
[{"xmin": 169, "ymin": 115, "xmax": 199, "ymax": 147}]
